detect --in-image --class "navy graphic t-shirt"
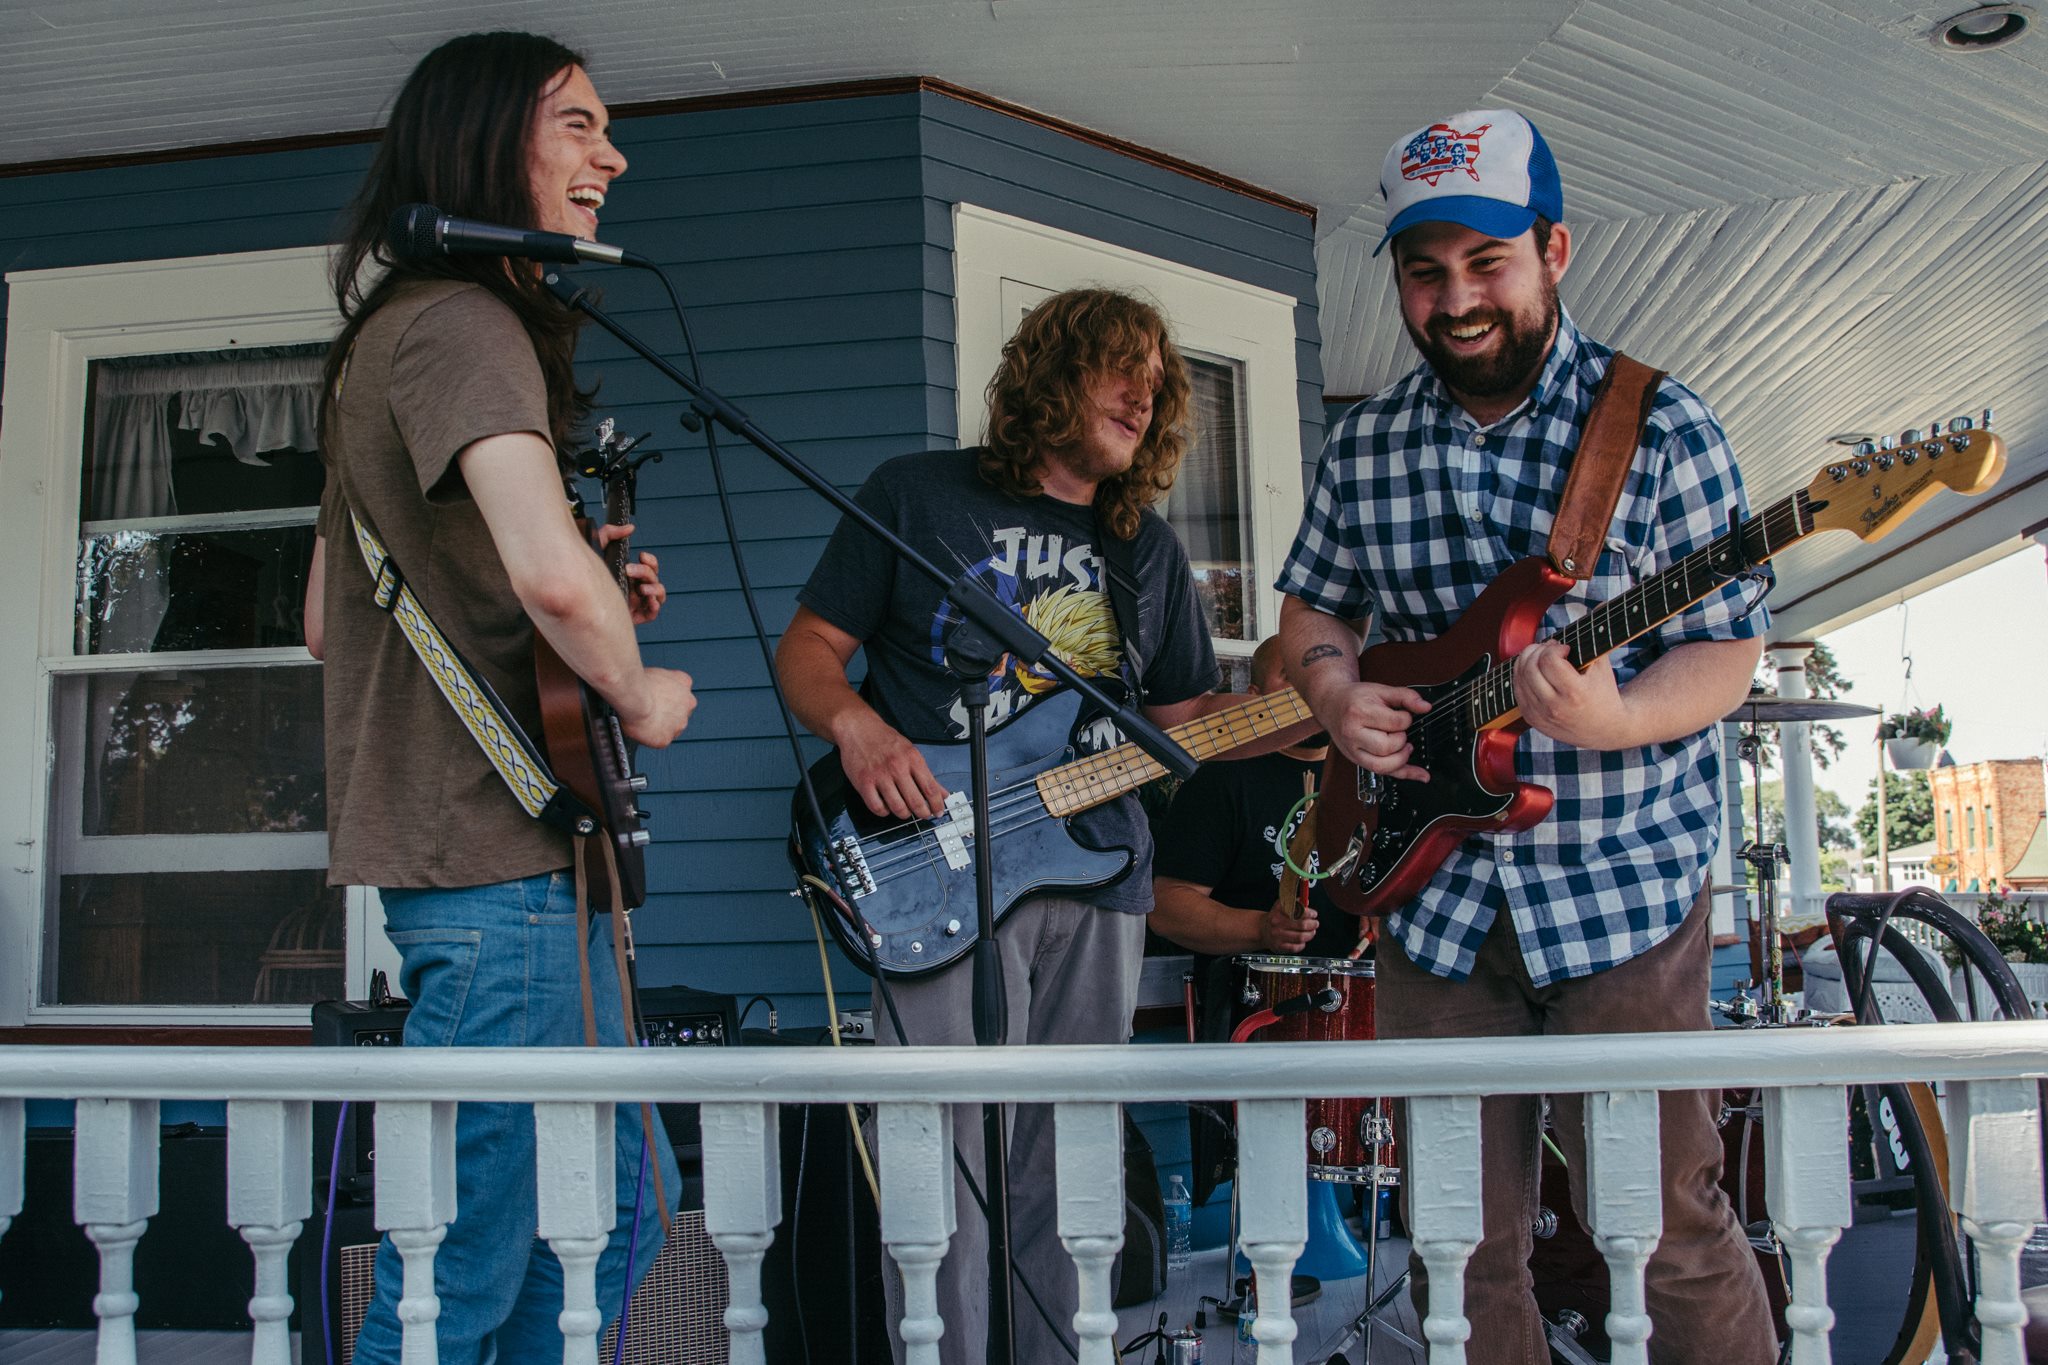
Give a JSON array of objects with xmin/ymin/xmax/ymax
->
[{"xmin": 797, "ymin": 448, "xmax": 1220, "ymax": 914}]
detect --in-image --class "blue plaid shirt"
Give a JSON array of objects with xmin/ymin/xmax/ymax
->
[{"xmin": 1277, "ymin": 310, "xmax": 1766, "ymax": 985}]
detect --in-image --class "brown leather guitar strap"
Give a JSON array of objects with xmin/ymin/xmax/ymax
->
[{"xmin": 1545, "ymin": 353, "xmax": 1665, "ymax": 580}]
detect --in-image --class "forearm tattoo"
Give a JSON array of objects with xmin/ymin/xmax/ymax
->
[{"xmin": 1300, "ymin": 643, "xmax": 1344, "ymax": 668}]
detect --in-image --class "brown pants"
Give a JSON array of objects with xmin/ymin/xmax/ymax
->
[{"xmin": 1377, "ymin": 890, "xmax": 1778, "ymax": 1365}]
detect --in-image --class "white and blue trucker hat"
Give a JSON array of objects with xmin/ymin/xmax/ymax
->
[{"xmin": 1375, "ymin": 109, "xmax": 1562, "ymax": 255}]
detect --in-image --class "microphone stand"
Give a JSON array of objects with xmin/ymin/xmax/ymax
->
[{"xmin": 544, "ymin": 268, "xmax": 1197, "ymax": 1365}]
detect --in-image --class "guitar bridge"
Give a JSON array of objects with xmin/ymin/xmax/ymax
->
[
  {"xmin": 933, "ymin": 792, "xmax": 975, "ymax": 871},
  {"xmin": 830, "ymin": 836, "xmax": 875, "ymax": 898}
]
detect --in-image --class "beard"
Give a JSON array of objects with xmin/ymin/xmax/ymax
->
[{"xmin": 1405, "ymin": 277, "xmax": 1559, "ymax": 402}]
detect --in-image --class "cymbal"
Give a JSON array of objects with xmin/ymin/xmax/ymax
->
[{"xmin": 1723, "ymin": 696, "xmax": 1880, "ymax": 724}]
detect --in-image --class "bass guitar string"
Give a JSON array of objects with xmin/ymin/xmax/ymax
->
[
  {"xmin": 840, "ymin": 692, "xmax": 1313, "ymax": 872},
  {"xmin": 859, "ymin": 697, "xmax": 1324, "ymax": 894}
]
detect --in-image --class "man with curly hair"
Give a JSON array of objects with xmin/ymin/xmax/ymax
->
[{"xmin": 777, "ymin": 287, "xmax": 1237, "ymax": 1363}]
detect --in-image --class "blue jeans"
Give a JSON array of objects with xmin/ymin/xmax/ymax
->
[{"xmin": 351, "ymin": 871, "xmax": 680, "ymax": 1365}]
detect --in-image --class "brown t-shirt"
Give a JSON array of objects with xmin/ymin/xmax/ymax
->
[{"xmin": 317, "ymin": 280, "xmax": 571, "ymax": 888}]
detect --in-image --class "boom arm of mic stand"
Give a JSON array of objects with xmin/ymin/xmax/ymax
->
[{"xmin": 543, "ymin": 268, "xmax": 1199, "ymax": 780}]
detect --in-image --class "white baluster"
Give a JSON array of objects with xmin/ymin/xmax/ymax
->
[
  {"xmin": 0, "ymin": 1096, "xmax": 22, "ymax": 1306},
  {"xmin": 227, "ymin": 1100, "xmax": 311, "ymax": 1365},
  {"xmin": 374, "ymin": 1100, "xmax": 457, "ymax": 1365},
  {"xmin": 1054, "ymin": 1101, "xmax": 1123, "ymax": 1364},
  {"xmin": 1407, "ymin": 1094, "xmax": 1483, "ymax": 1365},
  {"xmin": 535, "ymin": 1102, "xmax": 616, "ymax": 1365},
  {"xmin": 702, "ymin": 1101, "xmax": 782, "ymax": 1365},
  {"xmin": 1581, "ymin": 1089, "xmax": 1662, "ymax": 1365},
  {"xmin": 1949, "ymin": 1078, "xmax": 2046, "ymax": 1365},
  {"xmin": 74, "ymin": 1097, "xmax": 159, "ymax": 1365},
  {"xmin": 1763, "ymin": 1085, "xmax": 1850, "ymax": 1365},
  {"xmin": 1237, "ymin": 1098, "xmax": 1306, "ymax": 1365},
  {"xmin": 878, "ymin": 1101, "xmax": 956, "ymax": 1365}
]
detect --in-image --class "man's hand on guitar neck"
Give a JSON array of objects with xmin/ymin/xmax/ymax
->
[
  {"xmin": 595, "ymin": 523, "xmax": 666, "ymax": 626},
  {"xmin": 1513, "ymin": 635, "xmax": 1764, "ymax": 751},
  {"xmin": 1513, "ymin": 641, "xmax": 1636, "ymax": 750},
  {"xmin": 1278, "ymin": 596, "xmax": 1431, "ymax": 781}
]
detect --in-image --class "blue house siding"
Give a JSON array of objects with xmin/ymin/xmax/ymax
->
[
  {"xmin": 0, "ymin": 83, "xmax": 1322, "ymax": 1034},
  {"xmin": 916, "ymin": 92, "xmax": 1324, "ymax": 467}
]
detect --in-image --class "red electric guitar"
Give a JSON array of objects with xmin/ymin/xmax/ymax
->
[
  {"xmin": 534, "ymin": 418, "xmax": 663, "ymax": 909},
  {"xmin": 1315, "ymin": 419, "xmax": 2006, "ymax": 917}
]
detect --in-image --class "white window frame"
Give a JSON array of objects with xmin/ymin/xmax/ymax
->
[
  {"xmin": 0, "ymin": 246, "xmax": 394, "ymax": 1027},
  {"xmin": 951, "ymin": 204, "xmax": 1304, "ymax": 678}
]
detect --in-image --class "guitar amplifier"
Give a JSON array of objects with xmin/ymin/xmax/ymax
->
[{"xmin": 311, "ymin": 995, "xmax": 412, "ymax": 1201}]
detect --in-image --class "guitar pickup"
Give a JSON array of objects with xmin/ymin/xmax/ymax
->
[
  {"xmin": 830, "ymin": 836, "xmax": 875, "ymax": 898},
  {"xmin": 933, "ymin": 791, "xmax": 975, "ymax": 871},
  {"xmin": 1357, "ymin": 770, "xmax": 1383, "ymax": 806}
]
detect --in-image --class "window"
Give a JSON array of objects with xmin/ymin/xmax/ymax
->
[
  {"xmin": 0, "ymin": 247, "xmax": 387, "ymax": 1026},
  {"xmin": 1944, "ymin": 810, "xmax": 1955, "ymax": 847},
  {"xmin": 952, "ymin": 205, "xmax": 1303, "ymax": 692},
  {"xmin": 1968, "ymin": 807, "xmax": 1978, "ymax": 849}
]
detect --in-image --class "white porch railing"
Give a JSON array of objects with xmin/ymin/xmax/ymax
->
[{"xmin": 3, "ymin": 1025, "xmax": 2047, "ymax": 1365}]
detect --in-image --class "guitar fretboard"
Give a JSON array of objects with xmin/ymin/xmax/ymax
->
[
  {"xmin": 1037, "ymin": 687, "xmax": 1316, "ymax": 817},
  {"xmin": 1463, "ymin": 490, "xmax": 1813, "ymax": 729}
]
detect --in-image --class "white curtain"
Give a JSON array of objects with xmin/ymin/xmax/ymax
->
[{"xmin": 89, "ymin": 352, "xmax": 323, "ymax": 521}]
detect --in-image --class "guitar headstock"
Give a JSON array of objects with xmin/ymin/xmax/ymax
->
[{"xmin": 1804, "ymin": 413, "xmax": 2005, "ymax": 543}]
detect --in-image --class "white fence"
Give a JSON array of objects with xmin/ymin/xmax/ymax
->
[{"xmin": 3, "ymin": 1026, "xmax": 2048, "ymax": 1365}]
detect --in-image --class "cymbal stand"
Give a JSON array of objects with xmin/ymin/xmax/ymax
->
[{"xmin": 1734, "ymin": 724, "xmax": 1795, "ymax": 1025}]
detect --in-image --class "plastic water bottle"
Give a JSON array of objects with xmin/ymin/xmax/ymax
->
[{"xmin": 1164, "ymin": 1173, "xmax": 1194, "ymax": 1271}]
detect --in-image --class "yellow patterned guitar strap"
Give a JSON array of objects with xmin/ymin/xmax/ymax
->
[{"xmin": 348, "ymin": 508, "xmax": 599, "ymax": 837}]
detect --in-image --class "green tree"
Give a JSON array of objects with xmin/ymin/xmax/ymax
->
[
  {"xmin": 1853, "ymin": 769, "xmax": 1935, "ymax": 856},
  {"xmin": 1742, "ymin": 780, "xmax": 1856, "ymax": 890},
  {"xmin": 1752, "ymin": 779, "xmax": 1855, "ymax": 852},
  {"xmin": 1745, "ymin": 641, "xmax": 1854, "ymax": 770}
]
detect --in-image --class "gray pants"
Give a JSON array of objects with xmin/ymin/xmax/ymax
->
[{"xmin": 872, "ymin": 893, "xmax": 1145, "ymax": 1365}]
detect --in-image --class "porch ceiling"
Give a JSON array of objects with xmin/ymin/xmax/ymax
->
[{"xmin": 8, "ymin": 0, "xmax": 2045, "ymax": 637}]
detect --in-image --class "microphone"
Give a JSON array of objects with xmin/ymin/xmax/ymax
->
[{"xmin": 387, "ymin": 203, "xmax": 648, "ymax": 268}]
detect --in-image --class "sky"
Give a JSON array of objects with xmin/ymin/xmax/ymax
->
[{"xmin": 1775, "ymin": 545, "xmax": 2048, "ymax": 828}]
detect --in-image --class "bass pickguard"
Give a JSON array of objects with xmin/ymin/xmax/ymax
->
[{"xmin": 791, "ymin": 690, "xmax": 1133, "ymax": 977}]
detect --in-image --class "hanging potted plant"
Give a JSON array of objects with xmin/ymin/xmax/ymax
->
[{"xmin": 1878, "ymin": 705, "xmax": 1950, "ymax": 770}]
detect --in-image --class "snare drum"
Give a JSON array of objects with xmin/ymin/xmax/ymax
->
[{"xmin": 1226, "ymin": 954, "xmax": 1399, "ymax": 1185}]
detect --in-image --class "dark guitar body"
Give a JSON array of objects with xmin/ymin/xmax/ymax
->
[
  {"xmin": 1316, "ymin": 557, "xmax": 1571, "ymax": 917},
  {"xmin": 535, "ymin": 499, "xmax": 649, "ymax": 911},
  {"xmin": 791, "ymin": 689, "xmax": 1133, "ymax": 977},
  {"xmin": 536, "ymin": 636, "xmax": 646, "ymax": 911}
]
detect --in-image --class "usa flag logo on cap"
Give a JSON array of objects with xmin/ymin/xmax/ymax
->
[{"xmin": 1401, "ymin": 122, "xmax": 1491, "ymax": 186}]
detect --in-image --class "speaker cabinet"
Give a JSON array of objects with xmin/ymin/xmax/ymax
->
[{"xmin": 300, "ymin": 1200, "xmax": 731, "ymax": 1364}]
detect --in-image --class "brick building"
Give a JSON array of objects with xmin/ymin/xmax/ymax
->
[{"xmin": 1929, "ymin": 758, "xmax": 2048, "ymax": 890}]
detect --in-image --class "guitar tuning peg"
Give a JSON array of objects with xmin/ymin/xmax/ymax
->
[
  {"xmin": 1879, "ymin": 435, "xmax": 1898, "ymax": 450},
  {"xmin": 1854, "ymin": 440, "xmax": 1878, "ymax": 456},
  {"xmin": 1948, "ymin": 415, "xmax": 1973, "ymax": 433},
  {"xmin": 1900, "ymin": 428, "xmax": 1924, "ymax": 445},
  {"xmin": 1982, "ymin": 407, "xmax": 1995, "ymax": 431}
]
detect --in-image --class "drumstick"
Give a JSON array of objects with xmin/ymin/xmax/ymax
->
[{"xmin": 1278, "ymin": 771, "xmax": 1317, "ymax": 922}]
